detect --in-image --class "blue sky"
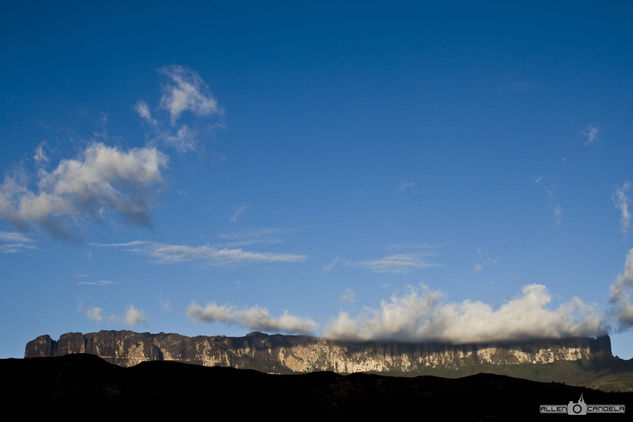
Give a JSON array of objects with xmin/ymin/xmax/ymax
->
[{"xmin": 1, "ymin": 1, "xmax": 633, "ymax": 358}]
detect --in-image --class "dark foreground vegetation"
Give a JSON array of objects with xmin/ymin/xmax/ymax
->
[{"xmin": 2, "ymin": 354, "xmax": 631, "ymax": 420}]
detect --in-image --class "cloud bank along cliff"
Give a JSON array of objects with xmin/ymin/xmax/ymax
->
[{"xmin": 25, "ymin": 330, "xmax": 613, "ymax": 374}]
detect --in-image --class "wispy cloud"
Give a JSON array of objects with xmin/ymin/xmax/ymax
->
[
  {"xmin": 339, "ymin": 287, "xmax": 356, "ymax": 305},
  {"xmin": 187, "ymin": 302, "xmax": 317, "ymax": 335},
  {"xmin": 0, "ymin": 142, "xmax": 167, "ymax": 238},
  {"xmin": 397, "ymin": 180, "xmax": 416, "ymax": 193},
  {"xmin": 159, "ymin": 65, "xmax": 222, "ymax": 123},
  {"xmin": 135, "ymin": 65, "xmax": 224, "ymax": 152},
  {"xmin": 609, "ymin": 248, "xmax": 633, "ymax": 330},
  {"xmin": 358, "ymin": 253, "xmax": 435, "ymax": 273},
  {"xmin": 230, "ymin": 204, "xmax": 250, "ymax": 222},
  {"xmin": 134, "ymin": 100, "xmax": 157, "ymax": 126},
  {"xmin": 94, "ymin": 240, "xmax": 307, "ymax": 266},
  {"xmin": 546, "ymin": 188, "xmax": 562, "ymax": 225},
  {"xmin": 323, "ymin": 256, "xmax": 350, "ymax": 272},
  {"xmin": 473, "ymin": 249, "xmax": 498, "ymax": 273},
  {"xmin": 0, "ymin": 230, "xmax": 37, "ymax": 253},
  {"xmin": 33, "ymin": 141, "xmax": 49, "ymax": 164},
  {"xmin": 324, "ymin": 283, "xmax": 605, "ymax": 343},
  {"xmin": 161, "ymin": 299, "xmax": 171, "ymax": 312},
  {"xmin": 77, "ymin": 280, "xmax": 119, "ymax": 286},
  {"xmin": 613, "ymin": 182, "xmax": 631, "ymax": 233},
  {"xmin": 217, "ymin": 227, "xmax": 291, "ymax": 248},
  {"xmin": 583, "ymin": 125, "xmax": 599, "ymax": 145},
  {"xmin": 326, "ymin": 244, "xmax": 439, "ymax": 274}
]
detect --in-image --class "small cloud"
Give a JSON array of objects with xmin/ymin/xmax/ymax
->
[
  {"xmin": 85, "ymin": 306, "xmax": 104, "ymax": 323},
  {"xmin": 76, "ymin": 280, "xmax": 119, "ymax": 286},
  {"xmin": 397, "ymin": 180, "xmax": 416, "ymax": 193},
  {"xmin": 473, "ymin": 249, "xmax": 498, "ymax": 273},
  {"xmin": 358, "ymin": 253, "xmax": 434, "ymax": 273},
  {"xmin": 159, "ymin": 65, "xmax": 222, "ymax": 123},
  {"xmin": 324, "ymin": 256, "xmax": 351, "ymax": 272},
  {"xmin": 583, "ymin": 125, "xmax": 599, "ymax": 145},
  {"xmin": 135, "ymin": 65, "xmax": 225, "ymax": 152},
  {"xmin": 553, "ymin": 204, "xmax": 563, "ymax": 225},
  {"xmin": 33, "ymin": 141, "xmax": 49, "ymax": 164},
  {"xmin": 134, "ymin": 100, "xmax": 157, "ymax": 126},
  {"xmin": 230, "ymin": 204, "xmax": 250, "ymax": 222},
  {"xmin": 187, "ymin": 302, "xmax": 317, "ymax": 335},
  {"xmin": 161, "ymin": 299, "xmax": 171, "ymax": 312},
  {"xmin": 0, "ymin": 230, "xmax": 38, "ymax": 253},
  {"xmin": 124, "ymin": 304, "xmax": 148, "ymax": 326},
  {"xmin": 534, "ymin": 176, "xmax": 543, "ymax": 184},
  {"xmin": 546, "ymin": 188, "xmax": 563, "ymax": 225},
  {"xmin": 217, "ymin": 227, "xmax": 290, "ymax": 248},
  {"xmin": 613, "ymin": 182, "xmax": 631, "ymax": 233},
  {"xmin": 93, "ymin": 240, "xmax": 306, "ymax": 266},
  {"xmin": 339, "ymin": 287, "xmax": 356, "ymax": 305},
  {"xmin": 329, "ymin": 244, "xmax": 439, "ymax": 274}
]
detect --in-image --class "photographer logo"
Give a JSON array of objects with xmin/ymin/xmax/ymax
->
[{"xmin": 540, "ymin": 393, "xmax": 625, "ymax": 415}]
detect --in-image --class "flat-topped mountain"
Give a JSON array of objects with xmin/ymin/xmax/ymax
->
[
  {"xmin": 26, "ymin": 330, "xmax": 611, "ymax": 370},
  {"xmin": 25, "ymin": 330, "xmax": 633, "ymax": 392}
]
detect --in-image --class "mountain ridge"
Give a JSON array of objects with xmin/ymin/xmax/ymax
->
[{"xmin": 23, "ymin": 329, "xmax": 612, "ymax": 368}]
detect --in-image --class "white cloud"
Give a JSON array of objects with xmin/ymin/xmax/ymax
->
[
  {"xmin": 33, "ymin": 142, "xmax": 49, "ymax": 164},
  {"xmin": 339, "ymin": 287, "xmax": 356, "ymax": 305},
  {"xmin": 124, "ymin": 304, "xmax": 148, "ymax": 326},
  {"xmin": 553, "ymin": 205, "xmax": 563, "ymax": 225},
  {"xmin": 85, "ymin": 306, "xmax": 104, "ymax": 323},
  {"xmin": 474, "ymin": 249, "xmax": 498, "ymax": 273},
  {"xmin": 230, "ymin": 204, "xmax": 250, "ymax": 222},
  {"xmin": 0, "ymin": 230, "xmax": 37, "ymax": 253},
  {"xmin": 324, "ymin": 256, "xmax": 351, "ymax": 272},
  {"xmin": 326, "ymin": 244, "xmax": 439, "ymax": 274},
  {"xmin": 534, "ymin": 176, "xmax": 543, "ymax": 184},
  {"xmin": 159, "ymin": 65, "xmax": 221, "ymax": 123},
  {"xmin": 583, "ymin": 125, "xmax": 599, "ymax": 145},
  {"xmin": 77, "ymin": 280, "xmax": 119, "ymax": 286},
  {"xmin": 135, "ymin": 66, "xmax": 224, "ymax": 153},
  {"xmin": 397, "ymin": 180, "xmax": 416, "ymax": 193},
  {"xmin": 323, "ymin": 283, "xmax": 604, "ymax": 343},
  {"xmin": 161, "ymin": 300, "xmax": 171, "ymax": 312},
  {"xmin": 0, "ymin": 143, "xmax": 168, "ymax": 238},
  {"xmin": 94, "ymin": 240, "xmax": 306, "ymax": 266},
  {"xmin": 613, "ymin": 182, "xmax": 631, "ymax": 233},
  {"xmin": 546, "ymin": 188, "xmax": 563, "ymax": 225},
  {"xmin": 217, "ymin": 227, "xmax": 290, "ymax": 248},
  {"xmin": 187, "ymin": 302, "xmax": 317, "ymax": 335},
  {"xmin": 358, "ymin": 253, "xmax": 434, "ymax": 273},
  {"xmin": 134, "ymin": 100, "xmax": 157, "ymax": 126},
  {"xmin": 609, "ymin": 248, "xmax": 633, "ymax": 329},
  {"xmin": 162, "ymin": 124, "xmax": 198, "ymax": 152}
]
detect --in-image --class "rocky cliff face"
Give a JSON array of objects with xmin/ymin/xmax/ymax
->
[{"xmin": 24, "ymin": 331, "xmax": 613, "ymax": 374}]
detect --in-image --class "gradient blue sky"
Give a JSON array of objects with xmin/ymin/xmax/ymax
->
[{"xmin": 1, "ymin": 1, "xmax": 633, "ymax": 358}]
